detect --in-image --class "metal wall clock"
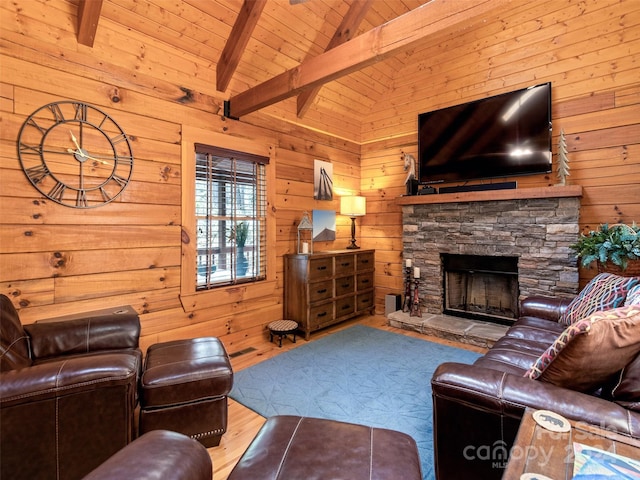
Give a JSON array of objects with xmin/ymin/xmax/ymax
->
[{"xmin": 17, "ymin": 101, "xmax": 134, "ymax": 208}]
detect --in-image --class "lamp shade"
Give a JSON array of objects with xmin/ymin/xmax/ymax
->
[{"xmin": 340, "ymin": 196, "xmax": 366, "ymax": 217}]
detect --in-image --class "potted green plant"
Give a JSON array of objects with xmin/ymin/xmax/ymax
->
[
  {"xmin": 570, "ymin": 223, "xmax": 640, "ymax": 275},
  {"xmin": 229, "ymin": 222, "xmax": 250, "ymax": 276},
  {"xmin": 229, "ymin": 222, "xmax": 249, "ymax": 248}
]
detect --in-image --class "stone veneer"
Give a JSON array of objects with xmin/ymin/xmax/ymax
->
[{"xmin": 402, "ymin": 195, "xmax": 581, "ymax": 317}]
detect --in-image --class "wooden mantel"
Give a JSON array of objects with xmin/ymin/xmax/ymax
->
[{"xmin": 396, "ymin": 185, "xmax": 582, "ymax": 205}]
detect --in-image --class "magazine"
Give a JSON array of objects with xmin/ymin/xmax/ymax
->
[{"xmin": 573, "ymin": 442, "xmax": 640, "ymax": 479}]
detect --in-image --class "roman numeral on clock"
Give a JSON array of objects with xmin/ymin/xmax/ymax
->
[{"xmin": 25, "ymin": 163, "xmax": 50, "ymax": 184}]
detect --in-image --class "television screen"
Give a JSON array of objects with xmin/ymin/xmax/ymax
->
[{"xmin": 418, "ymin": 83, "xmax": 552, "ymax": 184}]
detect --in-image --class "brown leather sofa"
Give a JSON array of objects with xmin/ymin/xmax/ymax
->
[
  {"xmin": 0, "ymin": 295, "xmax": 142, "ymax": 480},
  {"xmin": 431, "ymin": 295, "xmax": 640, "ymax": 480},
  {"xmin": 82, "ymin": 430, "xmax": 212, "ymax": 480}
]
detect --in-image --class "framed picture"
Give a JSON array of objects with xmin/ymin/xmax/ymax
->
[
  {"xmin": 314, "ymin": 159, "xmax": 333, "ymax": 200},
  {"xmin": 312, "ymin": 210, "xmax": 336, "ymax": 241}
]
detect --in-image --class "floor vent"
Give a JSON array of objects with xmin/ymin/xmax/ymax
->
[{"xmin": 229, "ymin": 347, "xmax": 257, "ymax": 358}]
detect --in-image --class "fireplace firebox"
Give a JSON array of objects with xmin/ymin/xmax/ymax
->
[{"xmin": 442, "ymin": 254, "xmax": 519, "ymax": 325}]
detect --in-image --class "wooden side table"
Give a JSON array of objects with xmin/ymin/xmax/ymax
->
[{"xmin": 503, "ymin": 408, "xmax": 640, "ymax": 479}]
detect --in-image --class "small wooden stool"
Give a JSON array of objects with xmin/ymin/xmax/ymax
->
[{"xmin": 268, "ymin": 320, "xmax": 299, "ymax": 347}]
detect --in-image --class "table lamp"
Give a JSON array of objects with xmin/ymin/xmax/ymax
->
[{"xmin": 340, "ymin": 195, "xmax": 366, "ymax": 249}]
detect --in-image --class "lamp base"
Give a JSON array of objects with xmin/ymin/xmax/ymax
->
[{"xmin": 346, "ymin": 217, "xmax": 360, "ymax": 249}]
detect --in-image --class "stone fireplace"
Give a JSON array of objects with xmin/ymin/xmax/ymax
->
[{"xmin": 401, "ymin": 187, "xmax": 582, "ymax": 324}]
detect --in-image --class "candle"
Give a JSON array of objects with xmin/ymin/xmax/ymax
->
[
  {"xmin": 302, "ymin": 242, "xmax": 309, "ymax": 254},
  {"xmin": 405, "ymin": 259, "xmax": 412, "ymax": 268},
  {"xmin": 413, "ymin": 267, "xmax": 420, "ymax": 278}
]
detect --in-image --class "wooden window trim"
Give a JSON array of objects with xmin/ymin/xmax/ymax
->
[{"xmin": 180, "ymin": 125, "xmax": 277, "ymax": 313}]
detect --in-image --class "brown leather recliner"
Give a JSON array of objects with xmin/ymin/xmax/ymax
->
[{"xmin": 0, "ymin": 294, "xmax": 142, "ymax": 480}]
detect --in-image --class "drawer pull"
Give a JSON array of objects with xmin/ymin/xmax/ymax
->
[
  {"xmin": 317, "ymin": 312, "xmax": 327, "ymax": 318},
  {"xmin": 341, "ymin": 262, "xmax": 351, "ymax": 267},
  {"xmin": 316, "ymin": 266, "xmax": 327, "ymax": 271},
  {"xmin": 361, "ymin": 259, "xmax": 369, "ymax": 264},
  {"xmin": 316, "ymin": 288, "xmax": 327, "ymax": 294},
  {"xmin": 341, "ymin": 304, "xmax": 352, "ymax": 310},
  {"xmin": 341, "ymin": 283, "xmax": 351, "ymax": 288},
  {"xmin": 361, "ymin": 279, "xmax": 370, "ymax": 284}
]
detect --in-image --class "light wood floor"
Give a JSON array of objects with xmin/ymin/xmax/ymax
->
[{"xmin": 209, "ymin": 314, "xmax": 487, "ymax": 480}]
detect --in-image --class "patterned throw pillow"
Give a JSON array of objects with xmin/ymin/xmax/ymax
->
[
  {"xmin": 524, "ymin": 320, "xmax": 591, "ymax": 380},
  {"xmin": 625, "ymin": 284, "xmax": 640, "ymax": 306},
  {"xmin": 559, "ymin": 273, "xmax": 640, "ymax": 325},
  {"xmin": 525, "ymin": 305, "xmax": 640, "ymax": 392}
]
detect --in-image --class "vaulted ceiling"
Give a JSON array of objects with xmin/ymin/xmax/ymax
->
[{"xmin": 74, "ymin": 0, "xmax": 509, "ymax": 142}]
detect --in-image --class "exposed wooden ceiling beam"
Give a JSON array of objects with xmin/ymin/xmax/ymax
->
[
  {"xmin": 216, "ymin": 0, "xmax": 268, "ymax": 92},
  {"xmin": 226, "ymin": 0, "xmax": 511, "ymax": 119},
  {"xmin": 77, "ymin": 0, "xmax": 103, "ymax": 47},
  {"xmin": 297, "ymin": 0, "xmax": 373, "ymax": 118}
]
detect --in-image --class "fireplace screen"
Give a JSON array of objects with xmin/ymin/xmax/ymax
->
[{"xmin": 442, "ymin": 254, "xmax": 519, "ymax": 324}]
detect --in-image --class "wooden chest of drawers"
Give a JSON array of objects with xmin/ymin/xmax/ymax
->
[{"xmin": 284, "ymin": 250, "xmax": 375, "ymax": 339}]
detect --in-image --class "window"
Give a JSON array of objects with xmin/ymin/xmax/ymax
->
[{"xmin": 195, "ymin": 144, "xmax": 268, "ymax": 289}]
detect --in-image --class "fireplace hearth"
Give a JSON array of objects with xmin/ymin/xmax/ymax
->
[{"xmin": 442, "ymin": 254, "xmax": 518, "ymax": 325}]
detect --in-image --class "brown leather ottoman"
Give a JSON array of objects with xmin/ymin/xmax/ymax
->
[
  {"xmin": 139, "ymin": 337, "xmax": 233, "ymax": 447},
  {"xmin": 227, "ymin": 415, "xmax": 423, "ymax": 480}
]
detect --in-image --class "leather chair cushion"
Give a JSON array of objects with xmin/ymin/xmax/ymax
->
[
  {"xmin": 476, "ymin": 336, "xmax": 550, "ymax": 375},
  {"xmin": 0, "ymin": 295, "xmax": 31, "ymax": 371},
  {"xmin": 506, "ymin": 317, "xmax": 565, "ymax": 343},
  {"xmin": 24, "ymin": 311, "xmax": 140, "ymax": 360},
  {"xmin": 527, "ymin": 305, "xmax": 640, "ymax": 392},
  {"xmin": 141, "ymin": 337, "xmax": 233, "ymax": 407},
  {"xmin": 1, "ymin": 352, "xmax": 140, "ymax": 406}
]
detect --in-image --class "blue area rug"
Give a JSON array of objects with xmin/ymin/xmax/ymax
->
[{"xmin": 230, "ymin": 325, "xmax": 481, "ymax": 480}]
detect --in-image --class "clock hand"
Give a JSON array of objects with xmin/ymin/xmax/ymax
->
[
  {"xmin": 85, "ymin": 153, "xmax": 109, "ymax": 164},
  {"xmin": 69, "ymin": 130, "xmax": 82, "ymax": 151},
  {"xmin": 67, "ymin": 147, "xmax": 109, "ymax": 165}
]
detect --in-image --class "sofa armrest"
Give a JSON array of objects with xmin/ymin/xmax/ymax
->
[
  {"xmin": 519, "ymin": 295, "xmax": 573, "ymax": 322},
  {"xmin": 431, "ymin": 362, "xmax": 640, "ymax": 479},
  {"xmin": 24, "ymin": 309, "xmax": 140, "ymax": 360},
  {"xmin": 432, "ymin": 362, "xmax": 640, "ymax": 436},
  {"xmin": 82, "ymin": 430, "xmax": 212, "ymax": 480},
  {"xmin": 0, "ymin": 352, "xmax": 140, "ymax": 406}
]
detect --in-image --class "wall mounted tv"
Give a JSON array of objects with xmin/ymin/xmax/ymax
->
[{"xmin": 418, "ymin": 82, "xmax": 552, "ymax": 185}]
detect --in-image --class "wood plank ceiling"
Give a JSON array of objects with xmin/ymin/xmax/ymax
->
[{"xmin": 76, "ymin": 0, "xmax": 510, "ymax": 142}]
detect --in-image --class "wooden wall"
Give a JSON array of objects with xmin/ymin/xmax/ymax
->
[
  {"xmin": 1, "ymin": 0, "xmax": 639, "ymax": 352},
  {"xmin": 0, "ymin": 0, "xmax": 360, "ymax": 353},
  {"xmin": 360, "ymin": 0, "xmax": 640, "ymax": 296}
]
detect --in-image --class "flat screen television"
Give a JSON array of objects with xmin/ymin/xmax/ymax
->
[{"xmin": 418, "ymin": 82, "xmax": 552, "ymax": 185}]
